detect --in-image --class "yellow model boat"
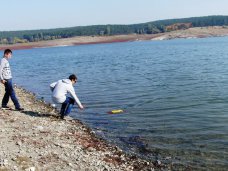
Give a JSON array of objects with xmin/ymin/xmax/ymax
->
[{"xmin": 108, "ymin": 109, "xmax": 124, "ymax": 114}]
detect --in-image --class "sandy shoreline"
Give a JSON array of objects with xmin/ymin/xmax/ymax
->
[
  {"xmin": 0, "ymin": 85, "xmax": 158, "ymax": 171},
  {"xmin": 0, "ymin": 26, "xmax": 228, "ymax": 51}
]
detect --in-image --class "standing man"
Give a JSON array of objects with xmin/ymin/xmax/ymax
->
[
  {"xmin": 50, "ymin": 74, "xmax": 84, "ymax": 119},
  {"xmin": 0, "ymin": 49, "xmax": 24, "ymax": 110}
]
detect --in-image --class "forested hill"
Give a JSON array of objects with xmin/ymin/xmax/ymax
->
[{"xmin": 1, "ymin": 15, "xmax": 228, "ymax": 44}]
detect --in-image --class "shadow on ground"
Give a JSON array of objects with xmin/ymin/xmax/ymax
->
[{"xmin": 21, "ymin": 110, "xmax": 59, "ymax": 119}]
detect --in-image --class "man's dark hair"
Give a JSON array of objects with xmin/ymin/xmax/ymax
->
[
  {"xmin": 69, "ymin": 74, "xmax": 77, "ymax": 81},
  {"xmin": 4, "ymin": 49, "xmax": 12, "ymax": 55}
]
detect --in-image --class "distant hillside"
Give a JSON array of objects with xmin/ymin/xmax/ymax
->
[{"xmin": 0, "ymin": 15, "xmax": 228, "ymax": 44}]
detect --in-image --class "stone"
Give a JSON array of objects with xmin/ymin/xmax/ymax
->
[
  {"xmin": 25, "ymin": 167, "xmax": 36, "ymax": 171},
  {"xmin": 165, "ymin": 156, "xmax": 172, "ymax": 160},
  {"xmin": 11, "ymin": 157, "xmax": 17, "ymax": 161},
  {"xmin": 0, "ymin": 159, "xmax": 8, "ymax": 166},
  {"xmin": 13, "ymin": 166, "xmax": 18, "ymax": 171},
  {"xmin": 33, "ymin": 126, "xmax": 44, "ymax": 131},
  {"xmin": 51, "ymin": 104, "xmax": 56, "ymax": 108},
  {"xmin": 156, "ymin": 160, "xmax": 161, "ymax": 165},
  {"xmin": 16, "ymin": 141, "xmax": 22, "ymax": 146}
]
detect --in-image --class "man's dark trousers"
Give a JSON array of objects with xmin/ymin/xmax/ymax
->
[{"xmin": 2, "ymin": 79, "xmax": 20, "ymax": 109}]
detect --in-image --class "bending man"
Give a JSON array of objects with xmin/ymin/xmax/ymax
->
[{"xmin": 50, "ymin": 74, "xmax": 84, "ymax": 119}]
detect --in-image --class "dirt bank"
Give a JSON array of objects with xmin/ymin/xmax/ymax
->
[{"xmin": 1, "ymin": 26, "xmax": 228, "ymax": 51}]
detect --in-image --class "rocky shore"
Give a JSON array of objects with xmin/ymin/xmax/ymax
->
[
  {"xmin": 0, "ymin": 26, "xmax": 228, "ymax": 51},
  {"xmin": 0, "ymin": 85, "xmax": 157, "ymax": 171}
]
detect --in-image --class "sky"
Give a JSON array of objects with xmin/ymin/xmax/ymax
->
[{"xmin": 0, "ymin": 0, "xmax": 228, "ymax": 31}]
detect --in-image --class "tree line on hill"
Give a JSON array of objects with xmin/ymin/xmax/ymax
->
[{"xmin": 0, "ymin": 15, "xmax": 228, "ymax": 44}]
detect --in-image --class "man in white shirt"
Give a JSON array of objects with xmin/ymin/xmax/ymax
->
[
  {"xmin": 50, "ymin": 74, "xmax": 84, "ymax": 119},
  {"xmin": 0, "ymin": 49, "xmax": 24, "ymax": 111}
]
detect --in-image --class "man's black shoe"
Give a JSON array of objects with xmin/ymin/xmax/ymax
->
[{"xmin": 15, "ymin": 107, "xmax": 24, "ymax": 111}]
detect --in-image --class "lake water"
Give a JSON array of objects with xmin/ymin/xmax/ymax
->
[{"xmin": 4, "ymin": 37, "xmax": 228, "ymax": 170}]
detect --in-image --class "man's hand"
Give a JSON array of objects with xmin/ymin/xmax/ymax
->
[
  {"xmin": 79, "ymin": 105, "xmax": 84, "ymax": 110},
  {"xmin": 1, "ymin": 80, "xmax": 6, "ymax": 84}
]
